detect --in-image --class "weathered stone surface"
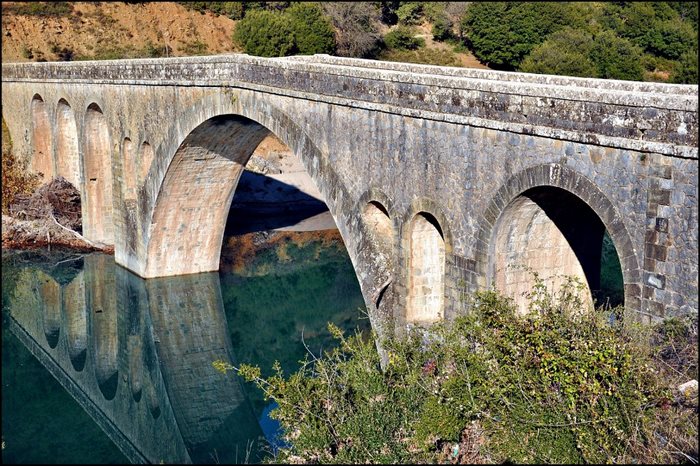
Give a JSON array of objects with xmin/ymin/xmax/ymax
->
[{"xmin": 1, "ymin": 54, "xmax": 697, "ymax": 335}]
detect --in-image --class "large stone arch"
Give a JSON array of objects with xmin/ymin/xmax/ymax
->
[
  {"xmin": 397, "ymin": 198, "xmax": 455, "ymax": 330},
  {"xmin": 476, "ymin": 163, "xmax": 641, "ymax": 315},
  {"xmin": 141, "ymin": 91, "xmax": 362, "ymax": 294}
]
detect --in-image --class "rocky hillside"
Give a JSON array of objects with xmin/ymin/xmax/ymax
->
[{"xmin": 1, "ymin": 2, "xmax": 239, "ymax": 62}]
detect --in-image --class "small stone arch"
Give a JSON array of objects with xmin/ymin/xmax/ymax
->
[
  {"xmin": 83, "ymin": 103, "xmax": 114, "ymax": 245},
  {"xmin": 31, "ymin": 94, "xmax": 54, "ymax": 181},
  {"xmin": 406, "ymin": 211, "xmax": 446, "ymax": 325},
  {"xmin": 122, "ymin": 137, "xmax": 137, "ymax": 201},
  {"xmin": 476, "ymin": 163, "xmax": 640, "ymax": 314},
  {"xmin": 55, "ymin": 98, "xmax": 81, "ymax": 187}
]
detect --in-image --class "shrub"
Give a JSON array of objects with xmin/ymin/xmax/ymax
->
[
  {"xmin": 233, "ymin": 3, "xmax": 335, "ymax": 57},
  {"xmin": 520, "ymin": 28, "xmax": 597, "ymax": 78},
  {"xmin": 219, "ymin": 275, "xmax": 698, "ymax": 463},
  {"xmin": 2, "ymin": 119, "xmax": 41, "ymax": 215},
  {"xmin": 233, "ymin": 9, "xmax": 296, "ymax": 57},
  {"xmin": 461, "ymin": 2, "xmax": 573, "ymax": 70},
  {"xmin": 383, "ymin": 25, "xmax": 424, "ymax": 51},
  {"xmin": 285, "ymin": 3, "xmax": 335, "ymax": 55},
  {"xmin": 431, "ymin": 14, "xmax": 452, "ymax": 41},
  {"xmin": 671, "ymin": 49, "xmax": 699, "ymax": 84},
  {"xmin": 590, "ymin": 30, "xmax": 645, "ymax": 81},
  {"xmin": 396, "ymin": 2, "xmax": 423, "ymax": 26}
]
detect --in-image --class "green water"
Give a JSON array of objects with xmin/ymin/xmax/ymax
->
[{"xmin": 1, "ymin": 234, "xmax": 368, "ymax": 464}]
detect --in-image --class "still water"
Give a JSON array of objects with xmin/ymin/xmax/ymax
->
[{"xmin": 2, "ymin": 232, "xmax": 368, "ymax": 464}]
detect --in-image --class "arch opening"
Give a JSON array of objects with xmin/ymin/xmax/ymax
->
[
  {"xmin": 407, "ymin": 212, "xmax": 445, "ymax": 324},
  {"xmin": 491, "ymin": 186, "xmax": 624, "ymax": 313},
  {"xmin": 31, "ymin": 95, "xmax": 54, "ymax": 182},
  {"xmin": 83, "ymin": 103, "xmax": 114, "ymax": 244},
  {"xmin": 56, "ymin": 99, "xmax": 80, "ymax": 187}
]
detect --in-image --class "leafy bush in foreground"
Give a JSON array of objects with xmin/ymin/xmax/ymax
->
[{"xmin": 217, "ymin": 276, "xmax": 698, "ymax": 463}]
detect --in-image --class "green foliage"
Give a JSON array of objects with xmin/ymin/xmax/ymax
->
[
  {"xmin": 233, "ymin": 9, "xmax": 296, "ymax": 57},
  {"xmin": 520, "ymin": 28, "xmax": 597, "ymax": 78},
  {"xmin": 601, "ymin": 2, "xmax": 697, "ymax": 60},
  {"xmin": 233, "ymin": 3, "xmax": 335, "ymax": 57},
  {"xmin": 431, "ymin": 14, "xmax": 452, "ymax": 41},
  {"xmin": 396, "ymin": 2, "xmax": 423, "ymax": 26},
  {"xmin": 225, "ymin": 275, "xmax": 697, "ymax": 463},
  {"xmin": 284, "ymin": 3, "xmax": 336, "ymax": 55},
  {"xmin": 178, "ymin": 40, "xmax": 208, "ymax": 55},
  {"xmin": 671, "ymin": 48, "xmax": 699, "ymax": 84},
  {"xmin": 461, "ymin": 2, "xmax": 573, "ymax": 70},
  {"xmin": 590, "ymin": 30, "xmax": 645, "ymax": 81},
  {"xmin": 3, "ymin": 2, "xmax": 72, "ymax": 17},
  {"xmin": 383, "ymin": 25, "xmax": 424, "ymax": 51},
  {"xmin": 380, "ymin": 47, "xmax": 460, "ymax": 67},
  {"xmin": 177, "ymin": 2, "xmax": 244, "ymax": 19},
  {"xmin": 1, "ymin": 118, "xmax": 41, "ymax": 215}
]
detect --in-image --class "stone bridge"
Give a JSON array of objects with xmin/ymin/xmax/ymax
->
[{"xmin": 2, "ymin": 54, "xmax": 698, "ymax": 333}]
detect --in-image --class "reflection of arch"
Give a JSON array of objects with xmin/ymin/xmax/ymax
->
[
  {"xmin": 477, "ymin": 164, "xmax": 639, "ymax": 312},
  {"xmin": 56, "ymin": 99, "xmax": 80, "ymax": 187},
  {"xmin": 86, "ymin": 254, "xmax": 119, "ymax": 400},
  {"xmin": 407, "ymin": 212, "xmax": 445, "ymax": 324},
  {"xmin": 144, "ymin": 95, "xmax": 357, "ymax": 281},
  {"xmin": 83, "ymin": 103, "xmax": 114, "ymax": 244},
  {"xmin": 63, "ymin": 271, "xmax": 88, "ymax": 371},
  {"xmin": 31, "ymin": 94, "xmax": 54, "ymax": 181},
  {"xmin": 39, "ymin": 272, "xmax": 61, "ymax": 348}
]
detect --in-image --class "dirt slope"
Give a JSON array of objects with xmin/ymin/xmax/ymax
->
[{"xmin": 1, "ymin": 2, "xmax": 239, "ymax": 62}]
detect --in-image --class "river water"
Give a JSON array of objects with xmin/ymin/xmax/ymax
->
[{"xmin": 2, "ymin": 230, "xmax": 368, "ymax": 464}]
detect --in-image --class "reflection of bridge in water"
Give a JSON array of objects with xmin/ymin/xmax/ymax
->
[{"xmin": 6, "ymin": 252, "xmax": 265, "ymax": 464}]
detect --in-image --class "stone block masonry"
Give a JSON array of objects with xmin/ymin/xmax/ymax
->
[{"xmin": 2, "ymin": 54, "xmax": 697, "ymax": 339}]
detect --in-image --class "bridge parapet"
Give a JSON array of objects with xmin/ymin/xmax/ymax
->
[{"xmin": 2, "ymin": 54, "xmax": 697, "ymax": 158}]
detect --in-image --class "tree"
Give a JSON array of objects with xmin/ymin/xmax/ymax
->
[
  {"xmin": 322, "ymin": 2, "xmax": 382, "ymax": 58},
  {"xmin": 396, "ymin": 2, "xmax": 423, "ymax": 26},
  {"xmin": 520, "ymin": 28, "xmax": 597, "ymax": 78},
  {"xmin": 671, "ymin": 48, "xmax": 699, "ymax": 84},
  {"xmin": 461, "ymin": 2, "xmax": 573, "ymax": 70},
  {"xmin": 233, "ymin": 3, "xmax": 336, "ymax": 57},
  {"xmin": 285, "ymin": 3, "xmax": 335, "ymax": 55},
  {"xmin": 590, "ymin": 30, "xmax": 644, "ymax": 81},
  {"xmin": 233, "ymin": 9, "xmax": 296, "ymax": 57}
]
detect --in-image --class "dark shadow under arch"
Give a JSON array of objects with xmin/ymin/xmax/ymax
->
[{"xmin": 477, "ymin": 164, "xmax": 640, "ymax": 312}]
